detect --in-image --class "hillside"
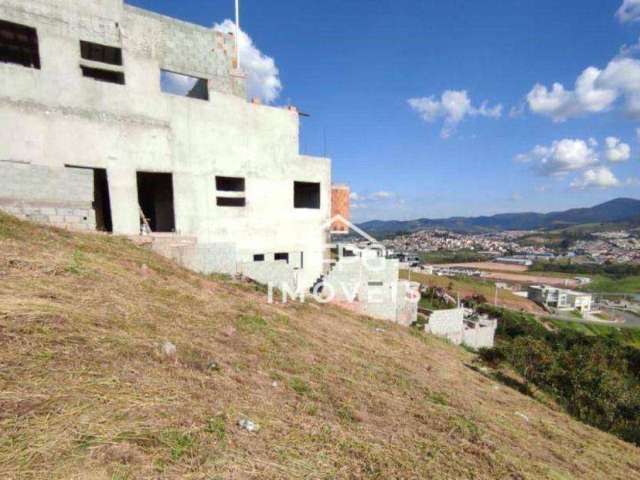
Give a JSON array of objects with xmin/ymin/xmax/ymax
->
[
  {"xmin": 360, "ymin": 198, "xmax": 640, "ymax": 234},
  {"xmin": 1, "ymin": 213, "xmax": 639, "ymax": 479},
  {"xmin": 399, "ymin": 270, "xmax": 545, "ymax": 314}
]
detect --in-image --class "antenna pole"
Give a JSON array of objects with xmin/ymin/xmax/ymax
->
[{"xmin": 234, "ymin": 0, "xmax": 241, "ymax": 68}]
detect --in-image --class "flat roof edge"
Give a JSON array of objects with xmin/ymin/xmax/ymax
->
[{"xmin": 124, "ymin": 3, "xmax": 232, "ymax": 37}]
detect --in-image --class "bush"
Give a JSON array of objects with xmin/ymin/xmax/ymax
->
[
  {"xmin": 478, "ymin": 347, "xmax": 505, "ymax": 366},
  {"xmin": 481, "ymin": 305, "xmax": 640, "ymax": 446}
]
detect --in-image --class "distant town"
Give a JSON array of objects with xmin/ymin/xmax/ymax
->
[{"xmin": 382, "ymin": 228, "xmax": 640, "ymax": 265}]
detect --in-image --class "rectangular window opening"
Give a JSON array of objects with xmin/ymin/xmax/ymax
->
[
  {"xmin": 253, "ymin": 254, "xmax": 265, "ymax": 262},
  {"xmin": 294, "ymin": 181, "xmax": 320, "ymax": 209},
  {"xmin": 216, "ymin": 176, "xmax": 245, "ymax": 192},
  {"xmin": 161, "ymin": 70, "xmax": 209, "ymax": 100},
  {"xmin": 275, "ymin": 253, "xmax": 289, "ymax": 263},
  {"xmin": 0, "ymin": 19, "xmax": 40, "ymax": 69},
  {"xmin": 81, "ymin": 66, "xmax": 125, "ymax": 85},
  {"xmin": 80, "ymin": 40, "xmax": 122, "ymax": 66},
  {"xmin": 216, "ymin": 197, "xmax": 246, "ymax": 207},
  {"xmin": 137, "ymin": 172, "xmax": 175, "ymax": 233}
]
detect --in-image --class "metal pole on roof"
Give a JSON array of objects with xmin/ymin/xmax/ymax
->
[{"xmin": 234, "ymin": 0, "xmax": 241, "ymax": 69}]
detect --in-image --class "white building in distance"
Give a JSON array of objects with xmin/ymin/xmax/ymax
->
[
  {"xmin": 528, "ymin": 285, "xmax": 593, "ymax": 313},
  {"xmin": 424, "ymin": 308, "xmax": 497, "ymax": 349}
]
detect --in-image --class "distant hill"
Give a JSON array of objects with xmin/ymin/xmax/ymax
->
[{"xmin": 359, "ymin": 198, "xmax": 640, "ymax": 235}]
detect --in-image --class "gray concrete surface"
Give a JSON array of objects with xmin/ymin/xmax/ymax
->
[{"xmin": 0, "ymin": 0, "xmax": 331, "ymax": 290}]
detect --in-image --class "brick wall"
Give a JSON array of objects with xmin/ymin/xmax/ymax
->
[
  {"xmin": 331, "ymin": 184, "xmax": 350, "ymax": 233},
  {"xmin": 0, "ymin": 162, "xmax": 96, "ymax": 231}
]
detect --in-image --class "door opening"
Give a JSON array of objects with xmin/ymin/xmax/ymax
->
[
  {"xmin": 136, "ymin": 172, "xmax": 175, "ymax": 233},
  {"xmin": 64, "ymin": 165, "xmax": 113, "ymax": 232},
  {"xmin": 93, "ymin": 168, "xmax": 113, "ymax": 232}
]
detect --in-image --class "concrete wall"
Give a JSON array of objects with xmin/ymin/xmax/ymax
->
[
  {"xmin": 395, "ymin": 280, "xmax": 420, "ymax": 327},
  {"xmin": 425, "ymin": 308, "xmax": 465, "ymax": 345},
  {"xmin": 239, "ymin": 261, "xmax": 299, "ymax": 292},
  {"xmin": 425, "ymin": 308, "xmax": 497, "ymax": 349},
  {"xmin": 0, "ymin": 0, "xmax": 331, "ymax": 290},
  {"xmin": 0, "ymin": 161, "xmax": 96, "ymax": 230},
  {"xmin": 322, "ymin": 255, "xmax": 420, "ymax": 324},
  {"xmin": 463, "ymin": 320, "xmax": 497, "ymax": 350},
  {"xmin": 568, "ymin": 293, "xmax": 592, "ymax": 312}
]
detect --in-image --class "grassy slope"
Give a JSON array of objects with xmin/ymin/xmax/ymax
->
[
  {"xmin": 1, "ymin": 214, "xmax": 639, "ymax": 479},
  {"xmin": 400, "ymin": 270, "xmax": 545, "ymax": 314},
  {"xmin": 543, "ymin": 319, "xmax": 640, "ymax": 348},
  {"xmin": 581, "ymin": 275, "xmax": 640, "ymax": 294}
]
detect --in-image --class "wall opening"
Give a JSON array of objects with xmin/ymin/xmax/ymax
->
[
  {"xmin": 216, "ymin": 176, "xmax": 245, "ymax": 191},
  {"xmin": 80, "ymin": 41, "xmax": 123, "ymax": 65},
  {"xmin": 79, "ymin": 40, "xmax": 125, "ymax": 85},
  {"xmin": 65, "ymin": 165, "xmax": 113, "ymax": 233},
  {"xmin": 294, "ymin": 181, "xmax": 320, "ymax": 209},
  {"xmin": 93, "ymin": 168, "xmax": 113, "ymax": 232},
  {"xmin": 275, "ymin": 252, "xmax": 289, "ymax": 263},
  {"xmin": 81, "ymin": 66, "xmax": 125, "ymax": 85},
  {"xmin": 161, "ymin": 70, "xmax": 209, "ymax": 100},
  {"xmin": 137, "ymin": 172, "xmax": 175, "ymax": 233},
  {"xmin": 0, "ymin": 19, "xmax": 40, "ymax": 69},
  {"xmin": 217, "ymin": 197, "xmax": 246, "ymax": 207},
  {"xmin": 215, "ymin": 176, "xmax": 246, "ymax": 207},
  {"xmin": 253, "ymin": 254, "xmax": 265, "ymax": 262}
]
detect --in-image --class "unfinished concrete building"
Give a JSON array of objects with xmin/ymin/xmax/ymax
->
[
  {"xmin": 423, "ymin": 308, "xmax": 497, "ymax": 350},
  {"xmin": 0, "ymin": 0, "xmax": 332, "ymax": 290}
]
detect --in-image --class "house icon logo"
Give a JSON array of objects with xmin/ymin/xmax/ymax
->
[
  {"xmin": 321, "ymin": 214, "xmax": 387, "ymax": 271},
  {"xmin": 323, "ymin": 214, "xmax": 382, "ymax": 245}
]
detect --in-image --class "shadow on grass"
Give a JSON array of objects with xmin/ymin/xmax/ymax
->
[{"xmin": 464, "ymin": 363, "xmax": 532, "ymax": 396}]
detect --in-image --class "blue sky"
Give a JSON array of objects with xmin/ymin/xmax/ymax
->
[{"xmin": 128, "ymin": 0, "xmax": 640, "ymax": 221}]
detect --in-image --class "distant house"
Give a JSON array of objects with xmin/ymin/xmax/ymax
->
[
  {"xmin": 528, "ymin": 285, "xmax": 592, "ymax": 313},
  {"xmin": 495, "ymin": 257, "xmax": 533, "ymax": 267},
  {"xmin": 423, "ymin": 308, "xmax": 497, "ymax": 349}
]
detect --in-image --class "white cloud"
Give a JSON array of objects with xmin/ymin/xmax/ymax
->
[
  {"xmin": 626, "ymin": 177, "xmax": 640, "ymax": 186},
  {"xmin": 527, "ymin": 56, "xmax": 640, "ymax": 121},
  {"xmin": 604, "ymin": 137, "xmax": 631, "ymax": 162},
  {"xmin": 350, "ymin": 191, "xmax": 395, "ymax": 202},
  {"xmin": 617, "ymin": 0, "xmax": 640, "ymax": 23},
  {"xmin": 348, "ymin": 191, "xmax": 398, "ymax": 215},
  {"xmin": 370, "ymin": 191, "xmax": 394, "ymax": 199},
  {"xmin": 408, "ymin": 90, "xmax": 502, "ymax": 139},
  {"xmin": 618, "ymin": 36, "xmax": 640, "ymax": 57},
  {"xmin": 516, "ymin": 138, "xmax": 599, "ymax": 176},
  {"xmin": 527, "ymin": 66, "xmax": 618, "ymax": 121},
  {"xmin": 571, "ymin": 166, "xmax": 621, "ymax": 189},
  {"xmin": 213, "ymin": 20, "xmax": 282, "ymax": 104},
  {"xmin": 509, "ymin": 103, "xmax": 525, "ymax": 118},
  {"xmin": 510, "ymin": 192, "xmax": 523, "ymax": 202}
]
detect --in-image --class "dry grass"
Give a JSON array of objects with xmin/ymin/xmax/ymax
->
[
  {"xmin": 439, "ymin": 262, "xmax": 579, "ymax": 288},
  {"xmin": 440, "ymin": 262, "xmax": 531, "ymax": 273},
  {"xmin": 401, "ymin": 270, "xmax": 545, "ymax": 314},
  {"xmin": 0, "ymin": 212, "xmax": 639, "ymax": 479}
]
